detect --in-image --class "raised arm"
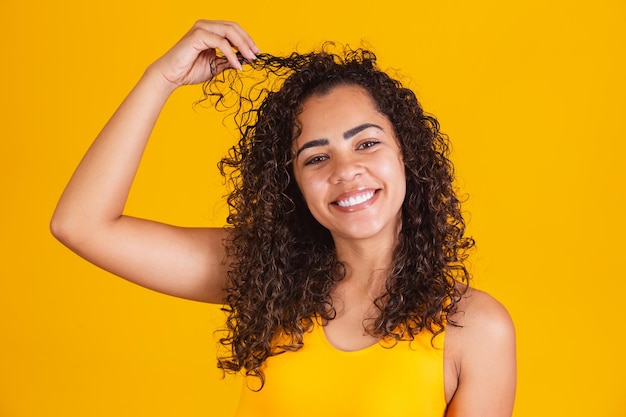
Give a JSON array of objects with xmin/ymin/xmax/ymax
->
[{"xmin": 50, "ymin": 20, "xmax": 260, "ymax": 303}]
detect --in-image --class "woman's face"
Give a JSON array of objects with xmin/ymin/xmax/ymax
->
[{"xmin": 292, "ymin": 84, "xmax": 406, "ymax": 243}]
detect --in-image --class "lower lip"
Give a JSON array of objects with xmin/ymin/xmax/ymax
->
[{"xmin": 332, "ymin": 190, "xmax": 380, "ymax": 213}]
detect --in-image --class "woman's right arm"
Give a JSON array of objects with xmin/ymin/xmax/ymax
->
[{"xmin": 50, "ymin": 20, "xmax": 260, "ymax": 303}]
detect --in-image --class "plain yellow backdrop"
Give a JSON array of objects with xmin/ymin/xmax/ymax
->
[{"xmin": 1, "ymin": 1, "xmax": 625, "ymax": 416}]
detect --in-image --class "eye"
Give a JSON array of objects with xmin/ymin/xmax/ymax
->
[
  {"xmin": 357, "ymin": 140, "xmax": 380, "ymax": 150},
  {"xmin": 304, "ymin": 155, "xmax": 329, "ymax": 166}
]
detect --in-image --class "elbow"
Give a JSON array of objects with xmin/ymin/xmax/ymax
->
[
  {"xmin": 51, "ymin": 205, "xmax": 117, "ymax": 251},
  {"xmin": 50, "ymin": 209, "xmax": 71, "ymax": 245},
  {"xmin": 50, "ymin": 207, "xmax": 84, "ymax": 248}
]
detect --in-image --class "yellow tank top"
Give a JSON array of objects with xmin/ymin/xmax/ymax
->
[{"xmin": 234, "ymin": 318, "xmax": 446, "ymax": 417}]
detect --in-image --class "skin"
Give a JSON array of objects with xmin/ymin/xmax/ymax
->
[{"xmin": 51, "ymin": 20, "xmax": 516, "ymax": 416}]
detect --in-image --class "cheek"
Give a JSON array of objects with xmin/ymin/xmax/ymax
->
[
  {"xmin": 295, "ymin": 173, "xmax": 332, "ymax": 220},
  {"xmin": 297, "ymin": 175, "xmax": 325, "ymax": 208},
  {"xmin": 379, "ymin": 154, "xmax": 406, "ymax": 182},
  {"xmin": 382, "ymin": 158, "xmax": 407, "ymax": 201}
]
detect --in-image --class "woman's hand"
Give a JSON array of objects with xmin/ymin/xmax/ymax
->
[{"xmin": 148, "ymin": 20, "xmax": 260, "ymax": 88}]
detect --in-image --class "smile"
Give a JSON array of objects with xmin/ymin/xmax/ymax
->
[{"xmin": 335, "ymin": 190, "xmax": 376, "ymax": 208}]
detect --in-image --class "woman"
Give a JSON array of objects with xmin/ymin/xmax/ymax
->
[{"xmin": 51, "ymin": 20, "xmax": 516, "ymax": 416}]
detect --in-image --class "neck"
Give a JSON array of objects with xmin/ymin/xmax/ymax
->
[{"xmin": 332, "ymin": 234, "xmax": 399, "ymax": 298}]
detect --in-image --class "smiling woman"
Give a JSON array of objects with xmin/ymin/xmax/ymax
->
[{"xmin": 50, "ymin": 19, "xmax": 516, "ymax": 417}]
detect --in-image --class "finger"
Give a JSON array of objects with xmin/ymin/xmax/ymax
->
[
  {"xmin": 181, "ymin": 26, "xmax": 243, "ymax": 71},
  {"xmin": 221, "ymin": 21, "xmax": 261, "ymax": 57},
  {"xmin": 194, "ymin": 20, "xmax": 260, "ymax": 62},
  {"xmin": 205, "ymin": 20, "xmax": 260, "ymax": 57},
  {"xmin": 211, "ymin": 56, "xmax": 232, "ymax": 75},
  {"xmin": 202, "ymin": 34, "xmax": 244, "ymax": 71}
]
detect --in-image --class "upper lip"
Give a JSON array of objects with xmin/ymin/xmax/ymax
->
[{"xmin": 331, "ymin": 188, "xmax": 378, "ymax": 206}]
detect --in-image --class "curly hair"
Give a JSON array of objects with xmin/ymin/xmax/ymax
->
[{"xmin": 202, "ymin": 46, "xmax": 474, "ymax": 389}]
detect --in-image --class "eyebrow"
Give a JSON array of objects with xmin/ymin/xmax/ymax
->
[
  {"xmin": 295, "ymin": 123, "xmax": 384, "ymax": 158},
  {"xmin": 295, "ymin": 138, "xmax": 329, "ymax": 158},
  {"xmin": 343, "ymin": 123, "xmax": 383, "ymax": 139}
]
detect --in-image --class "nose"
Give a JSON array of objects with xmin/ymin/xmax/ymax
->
[{"xmin": 329, "ymin": 151, "xmax": 363, "ymax": 183}]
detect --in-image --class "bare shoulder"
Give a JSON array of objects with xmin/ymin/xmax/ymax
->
[
  {"xmin": 444, "ymin": 286, "xmax": 517, "ymax": 416},
  {"xmin": 446, "ymin": 286, "xmax": 516, "ymax": 362},
  {"xmin": 452, "ymin": 287, "xmax": 515, "ymax": 334}
]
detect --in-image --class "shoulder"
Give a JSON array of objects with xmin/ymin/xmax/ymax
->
[
  {"xmin": 446, "ymin": 286, "xmax": 516, "ymax": 362},
  {"xmin": 444, "ymin": 287, "xmax": 517, "ymax": 416},
  {"xmin": 453, "ymin": 287, "xmax": 515, "ymax": 336}
]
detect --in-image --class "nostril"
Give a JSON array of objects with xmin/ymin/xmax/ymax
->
[{"xmin": 330, "ymin": 160, "xmax": 363, "ymax": 183}]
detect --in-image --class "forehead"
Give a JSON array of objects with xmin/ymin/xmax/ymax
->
[
  {"xmin": 294, "ymin": 84, "xmax": 388, "ymax": 139},
  {"xmin": 301, "ymin": 84, "xmax": 377, "ymax": 115}
]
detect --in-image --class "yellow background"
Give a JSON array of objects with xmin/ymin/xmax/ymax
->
[{"xmin": 1, "ymin": 1, "xmax": 625, "ymax": 416}]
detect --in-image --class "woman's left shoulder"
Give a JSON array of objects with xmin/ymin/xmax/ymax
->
[
  {"xmin": 445, "ymin": 285, "xmax": 516, "ymax": 368},
  {"xmin": 454, "ymin": 287, "xmax": 515, "ymax": 334},
  {"xmin": 444, "ymin": 287, "xmax": 517, "ymax": 416}
]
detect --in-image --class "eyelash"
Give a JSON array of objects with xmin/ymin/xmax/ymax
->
[
  {"xmin": 304, "ymin": 155, "xmax": 329, "ymax": 166},
  {"xmin": 357, "ymin": 140, "xmax": 380, "ymax": 150},
  {"xmin": 303, "ymin": 141, "xmax": 381, "ymax": 166}
]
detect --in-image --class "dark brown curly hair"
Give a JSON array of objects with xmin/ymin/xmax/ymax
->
[{"xmin": 202, "ymin": 46, "xmax": 474, "ymax": 389}]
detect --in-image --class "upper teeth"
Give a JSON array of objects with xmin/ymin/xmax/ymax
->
[{"xmin": 336, "ymin": 191, "xmax": 375, "ymax": 207}]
